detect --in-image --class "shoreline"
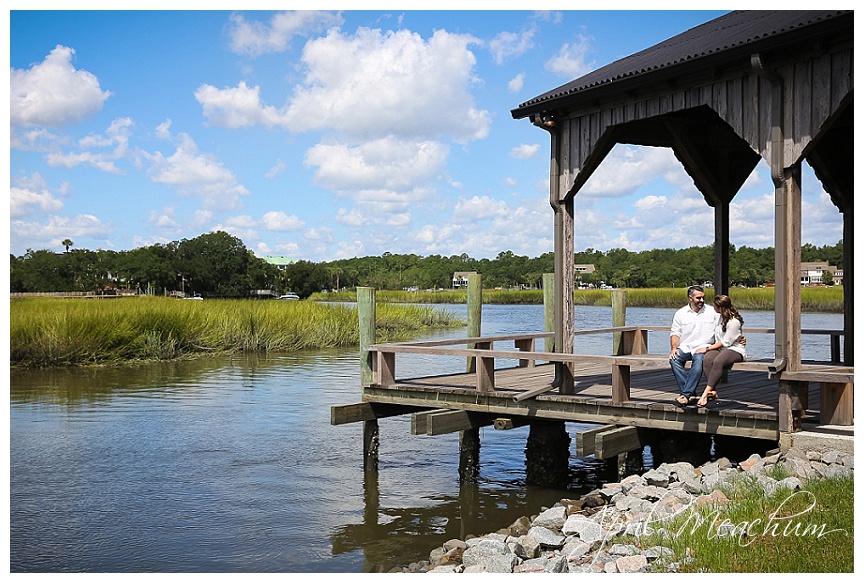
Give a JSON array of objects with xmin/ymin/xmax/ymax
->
[{"xmin": 395, "ymin": 447, "xmax": 853, "ymax": 573}]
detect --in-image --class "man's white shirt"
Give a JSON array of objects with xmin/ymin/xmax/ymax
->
[{"xmin": 670, "ymin": 304, "xmax": 720, "ymax": 354}]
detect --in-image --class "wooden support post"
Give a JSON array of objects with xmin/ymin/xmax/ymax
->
[
  {"xmin": 842, "ymin": 204, "xmax": 853, "ymax": 366},
  {"xmin": 715, "ymin": 200, "xmax": 731, "ymax": 296},
  {"xmin": 612, "ymin": 364, "xmax": 631, "ymax": 403},
  {"xmin": 466, "ymin": 273, "xmax": 482, "ymax": 373},
  {"xmin": 622, "ymin": 329, "xmax": 648, "ymax": 355},
  {"xmin": 525, "ymin": 420, "xmax": 570, "ymax": 488},
  {"xmin": 820, "ymin": 382, "xmax": 853, "ymax": 425},
  {"xmin": 475, "ymin": 341, "xmax": 494, "ymax": 392},
  {"xmin": 774, "ymin": 164, "xmax": 803, "ymax": 371},
  {"xmin": 778, "ymin": 379, "xmax": 809, "ymax": 433},
  {"xmin": 458, "ymin": 428, "xmax": 480, "ymax": 484},
  {"xmin": 376, "ymin": 351, "xmax": 395, "ymax": 386},
  {"xmin": 358, "ymin": 287, "xmax": 376, "ymax": 387},
  {"xmin": 363, "ymin": 419, "xmax": 379, "ymax": 472},
  {"xmin": 612, "ymin": 289, "xmax": 627, "ymax": 356},
  {"xmin": 543, "ymin": 273, "xmax": 554, "ymax": 353},
  {"xmin": 515, "ymin": 337, "xmax": 535, "ymax": 368}
]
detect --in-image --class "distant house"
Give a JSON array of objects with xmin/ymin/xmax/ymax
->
[
  {"xmin": 260, "ymin": 255, "xmax": 298, "ymax": 270},
  {"xmin": 801, "ymin": 261, "xmax": 842, "ymax": 285},
  {"xmin": 575, "ymin": 264, "xmax": 595, "ymax": 280},
  {"xmin": 452, "ymin": 271, "xmax": 477, "ymax": 288}
]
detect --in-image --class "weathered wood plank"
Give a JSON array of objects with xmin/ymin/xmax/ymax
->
[
  {"xmin": 425, "ymin": 410, "xmax": 495, "ymax": 435},
  {"xmin": 331, "ymin": 402, "xmax": 428, "ymax": 425},
  {"xmin": 575, "ymin": 424, "xmax": 617, "ymax": 457},
  {"xmin": 595, "ymin": 426, "xmax": 642, "ymax": 459}
]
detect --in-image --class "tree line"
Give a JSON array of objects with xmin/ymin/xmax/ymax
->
[{"xmin": 10, "ymin": 231, "xmax": 844, "ymax": 298}]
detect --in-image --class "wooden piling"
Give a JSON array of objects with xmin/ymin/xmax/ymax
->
[
  {"xmin": 466, "ymin": 273, "xmax": 482, "ymax": 373},
  {"xmin": 358, "ymin": 286, "xmax": 376, "ymax": 387},
  {"xmin": 543, "ymin": 273, "xmax": 554, "ymax": 352},
  {"xmin": 357, "ymin": 287, "xmax": 379, "ymax": 471},
  {"xmin": 612, "ymin": 289, "xmax": 627, "ymax": 355},
  {"xmin": 525, "ymin": 420, "xmax": 570, "ymax": 488}
]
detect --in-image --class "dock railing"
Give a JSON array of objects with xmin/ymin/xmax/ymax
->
[{"xmin": 367, "ymin": 325, "xmax": 852, "ymax": 425}]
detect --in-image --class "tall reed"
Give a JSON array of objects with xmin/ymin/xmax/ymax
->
[{"xmin": 10, "ymin": 297, "xmax": 463, "ymax": 368}]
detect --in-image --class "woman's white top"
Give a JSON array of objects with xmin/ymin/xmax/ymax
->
[{"xmin": 715, "ymin": 318, "xmax": 746, "ymax": 359}]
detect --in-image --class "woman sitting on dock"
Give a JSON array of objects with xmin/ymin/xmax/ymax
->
[{"xmin": 694, "ymin": 294, "xmax": 746, "ymax": 407}]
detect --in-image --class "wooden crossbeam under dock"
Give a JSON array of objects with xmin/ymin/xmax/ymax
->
[{"xmin": 359, "ymin": 362, "xmax": 825, "ymax": 441}]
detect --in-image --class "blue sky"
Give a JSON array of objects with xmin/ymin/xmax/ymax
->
[{"xmin": 6, "ymin": 5, "xmax": 846, "ymax": 261}]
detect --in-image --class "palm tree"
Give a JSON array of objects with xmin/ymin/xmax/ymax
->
[{"xmin": 61, "ymin": 239, "xmax": 74, "ymax": 253}]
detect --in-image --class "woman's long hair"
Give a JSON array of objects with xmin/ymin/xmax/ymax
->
[{"xmin": 714, "ymin": 294, "xmax": 743, "ymax": 332}]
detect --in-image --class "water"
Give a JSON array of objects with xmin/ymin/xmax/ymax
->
[{"xmin": 9, "ymin": 305, "xmax": 843, "ymax": 572}]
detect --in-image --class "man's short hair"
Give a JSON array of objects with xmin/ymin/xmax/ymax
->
[{"xmin": 688, "ymin": 285, "xmax": 704, "ymax": 297}]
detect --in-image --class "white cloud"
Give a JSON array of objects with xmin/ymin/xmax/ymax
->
[
  {"xmin": 42, "ymin": 117, "xmax": 134, "ymax": 174},
  {"xmin": 489, "ymin": 28, "xmax": 535, "ymax": 64},
  {"xmin": 261, "ymin": 210, "xmax": 305, "ymax": 231},
  {"xmin": 453, "ymin": 195, "xmax": 509, "ymax": 222},
  {"xmin": 10, "ymin": 45, "xmax": 111, "ymax": 128},
  {"xmin": 284, "ymin": 27, "xmax": 490, "ymax": 142},
  {"xmin": 545, "ymin": 35, "xmax": 594, "ymax": 79},
  {"xmin": 265, "ymin": 159, "xmax": 286, "ymax": 179},
  {"xmin": 335, "ymin": 207, "xmax": 366, "ymax": 226},
  {"xmin": 304, "ymin": 137, "xmax": 448, "ymax": 196},
  {"xmin": 145, "ymin": 130, "xmax": 249, "ymax": 210},
  {"xmin": 508, "ymin": 73, "xmax": 525, "ymax": 93},
  {"xmin": 582, "ymin": 146, "xmax": 679, "ymax": 198},
  {"xmin": 227, "ymin": 11, "xmax": 344, "ymax": 57},
  {"xmin": 10, "ymin": 186, "xmax": 64, "ymax": 217},
  {"xmin": 634, "ymin": 195, "xmax": 668, "ymax": 210},
  {"xmin": 10, "ymin": 214, "xmax": 112, "ymax": 250},
  {"xmin": 195, "ymin": 82, "xmax": 289, "ymax": 129},
  {"xmin": 510, "ymin": 143, "xmax": 540, "ymax": 159}
]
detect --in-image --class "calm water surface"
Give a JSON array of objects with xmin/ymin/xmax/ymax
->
[{"xmin": 10, "ymin": 304, "xmax": 843, "ymax": 572}]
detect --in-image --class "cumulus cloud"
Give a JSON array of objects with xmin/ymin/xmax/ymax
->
[
  {"xmin": 227, "ymin": 11, "xmax": 344, "ymax": 57},
  {"xmin": 304, "ymin": 137, "xmax": 448, "ymax": 196},
  {"xmin": 510, "ymin": 143, "xmax": 540, "ymax": 159},
  {"xmin": 195, "ymin": 82, "xmax": 289, "ymax": 129},
  {"xmin": 582, "ymin": 146, "xmax": 679, "ymax": 198},
  {"xmin": 489, "ymin": 28, "xmax": 535, "ymax": 64},
  {"xmin": 261, "ymin": 210, "xmax": 305, "ymax": 231},
  {"xmin": 284, "ymin": 27, "xmax": 490, "ymax": 142},
  {"xmin": 10, "ymin": 186, "xmax": 64, "ymax": 217},
  {"xmin": 508, "ymin": 73, "xmax": 525, "ymax": 93},
  {"xmin": 545, "ymin": 35, "xmax": 594, "ymax": 79},
  {"xmin": 10, "ymin": 214, "xmax": 112, "ymax": 250},
  {"xmin": 453, "ymin": 195, "xmax": 510, "ymax": 222},
  {"xmin": 10, "ymin": 45, "xmax": 111, "ymax": 128},
  {"xmin": 145, "ymin": 128, "xmax": 249, "ymax": 210}
]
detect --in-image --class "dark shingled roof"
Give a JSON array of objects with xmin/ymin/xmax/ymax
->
[{"xmin": 512, "ymin": 10, "xmax": 853, "ymax": 118}]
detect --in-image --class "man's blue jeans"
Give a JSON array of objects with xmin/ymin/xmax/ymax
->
[{"xmin": 670, "ymin": 350, "xmax": 705, "ymax": 398}]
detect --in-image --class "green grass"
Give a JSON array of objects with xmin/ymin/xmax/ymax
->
[
  {"xmin": 9, "ymin": 296, "xmax": 463, "ymax": 368},
  {"xmin": 639, "ymin": 472, "xmax": 854, "ymax": 572},
  {"xmin": 311, "ymin": 286, "xmax": 844, "ymax": 313}
]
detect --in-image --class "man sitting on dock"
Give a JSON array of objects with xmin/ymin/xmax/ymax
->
[{"xmin": 668, "ymin": 286, "xmax": 719, "ymax": 406}]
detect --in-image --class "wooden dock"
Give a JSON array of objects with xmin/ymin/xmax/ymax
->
[{"xmin": 334, "ymin": 327, "xmax": 853, "ymax": 447}]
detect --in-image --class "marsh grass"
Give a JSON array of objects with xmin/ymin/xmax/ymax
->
[
  {"xmin": 10, "ymin": 297, "xmax": 463, "ymax": 367},
  {"xmin": 637, "ymin": 472, "xmax": 854, "ymax": 572},
  {"xmin": 313, "ymin": 287, "xmax": 844, "ymax": 313}
]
